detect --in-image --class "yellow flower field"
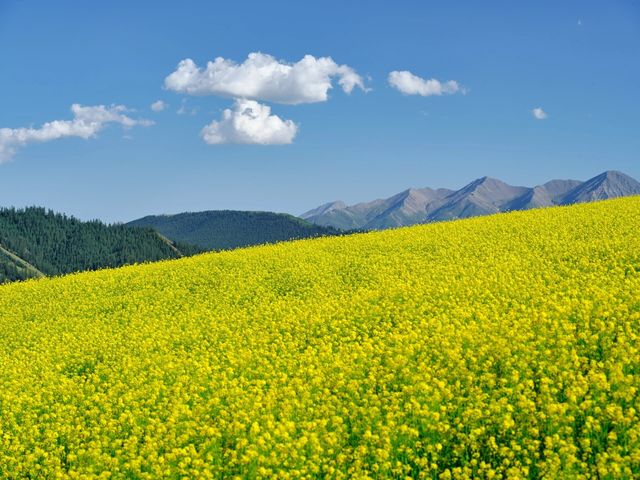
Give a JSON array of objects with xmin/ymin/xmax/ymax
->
[{"xmin": 1, "ymin": 197, "xmax": 639, "ymax": 479}]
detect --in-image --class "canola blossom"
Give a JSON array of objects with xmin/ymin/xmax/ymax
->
[{"xmin": 0, "ymin": 197, "xmax": 639, "ymax": 479}]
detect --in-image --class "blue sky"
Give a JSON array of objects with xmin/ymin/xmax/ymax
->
[{"xmin": 0, "ymin": 0, "xmax": 638, "ymax": 222}]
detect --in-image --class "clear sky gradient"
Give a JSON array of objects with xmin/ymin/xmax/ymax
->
[{"xmin": 0, "ymin": 0, "xmax": 638, "ymax": 222}]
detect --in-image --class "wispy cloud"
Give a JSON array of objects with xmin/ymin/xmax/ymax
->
[
  {"xmin": 0, "ymin": 104, "xmax": 153, "ymax": 163},
  {"xmin": 532, "ymin": 107, "xmax": 548, "ymax": 120},
  {"xmin": 165, "ymin": 52, "xmax": 367, "ymax": 104},
  {"xmin": 150, "ymin": 100, "xmax": 168, "ymax": 112},
  {"xmin": 388, "ymin": 70, "xmax": 463, "ymax": 96},
  {"xmin": 201, "ymin": 99, "xmax": 298, "ymax": 145},
  {"xmin": 177, "ymin": 99, "xmax": 198, "ymax": 116}
]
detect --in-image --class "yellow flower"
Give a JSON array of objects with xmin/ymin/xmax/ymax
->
[{"xmin": 0, "ymin": 197, "xmax": 638, "ymax": 478}]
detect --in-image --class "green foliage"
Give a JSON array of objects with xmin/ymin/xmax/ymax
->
[
  {"xmin": 0, "ymin": 207, "xmax": 198, "ymax": 284},
  {"xmin": 128, "ymin": 210, "xmax": 341, "ymax": 251}
]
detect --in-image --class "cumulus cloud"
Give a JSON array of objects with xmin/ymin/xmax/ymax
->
[
  {"xmin": 388, "ymin": 70, "xmax": 463, "ymax": 96},
  {"xmin": 532, "ymin": 107, "xmax": 548, "ymax": 120},
  {"xmin": 201, "ymin": 99, "xmax": 298, "ymax": 145},
  {"xmin": 151, "ymin": 100, "xmax": 168, "ymax": 112},
  {"xmin": 165, "ymin": 52, "xmax": 367, "ymax": 104},
  {"xmin": 0, "ymin": 104, "xmax": 153, "ymax": 162}
]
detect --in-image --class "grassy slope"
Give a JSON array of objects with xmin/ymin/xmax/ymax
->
[
  {"xmin": 0, "ymin": 242, "xmax": 45, "ymax": 281},
  {"xmin": 0, "ymin": 197, "xmax": 639, "ymax": 478}
]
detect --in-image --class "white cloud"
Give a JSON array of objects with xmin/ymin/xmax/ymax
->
[
  {"xmin": 201, "ymin": 99, "xmax": 298, "ymax": 145},
  {"xmin": 388, "ymin": 70, "xmax": 463, "ymax": 96},
  {"xmin": 177, "ymin": 99, "xmax": 198, "ymax": 116},
  {"xmin": 0, "ymin": 104, "xmax": 153, "ymax": 162},
  {"xmin": 532, "ymin": 107, "xmax": 548, "ymax": 120},
  {"xmin": 165, "ymin": 52, "xmax": 367, "ymax": 104},
  {"xmin": 151, "ymin": 100, "xmax": 168, "ymax": 112}
]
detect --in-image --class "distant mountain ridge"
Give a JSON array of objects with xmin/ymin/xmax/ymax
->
[
  {"xmin": 127, "ymin": 210, "xmax": 340, "ymax": 251},
  {"xmin": 301, "ymin": 171, "xmax": 640, "ymax": 230}
]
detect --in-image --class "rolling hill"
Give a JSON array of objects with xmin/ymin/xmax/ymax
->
[
  {"xmin": 302, "ymin": 170, "xmax": 640, "ymax": 229},
  {"xmin": 127, "ymin": 210, "xmax": 341, "ymax": 250},
  {"xmin": 0, "ymin": 207, "xmax": 199, "ymax": 283},
  {"xmin": 0, "ymin": 197, "xmax": 638, "ymax": 477}
]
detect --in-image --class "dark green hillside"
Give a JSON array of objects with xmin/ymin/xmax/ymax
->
[
  {"xmin": 128, "ymin": 210, "xmax": 341, "ymax": 251},
  {"xmin": 0, "ymin": 207, "xmax": 199, "ymax": 284}
]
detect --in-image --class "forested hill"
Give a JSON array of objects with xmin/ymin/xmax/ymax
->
[
  {"xmin": 128, "ymin": 210, "xmax": 341, "ymax": 251},
  {"xmin": 0, "ymin": 207, "xmax": 201, "ymax": 284}
]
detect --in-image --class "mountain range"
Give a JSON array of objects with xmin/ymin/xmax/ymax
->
[
  {"xmin": 301, "ymin": 171, "xmax": 640, "ymax": 230},
  {"xmin": 1, "ymin": 170, "xmax": 638, "ymax": 285}
]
